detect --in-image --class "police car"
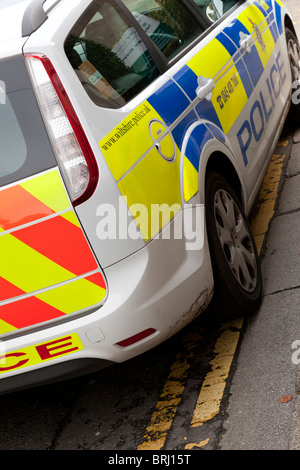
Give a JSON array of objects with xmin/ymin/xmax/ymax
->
[{"xmin": 0, "ymin": 0, "xmax": 298, "ymax": 393}]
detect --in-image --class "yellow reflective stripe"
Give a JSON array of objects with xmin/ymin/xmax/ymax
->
[
  {"xmin": 213, "ymin": 63, "xmax": 248, "ymax": 135},
  {"xmin": 36, "ymin": 277, "xmax": 106, "ymax": 314},
  {"xmin": 187, "ymin": 38, "xmax": 232, "ymax": 78},
  {"xmin": 99, "ymin": 102, "xmax": 162, "ymax": 181},
  {"xmin": 238, "ymin": 4, "xmax": 266, "ymax": 29},
  {"xmin": 0, "ymin": 320, "xmax": 17, "ymax": 335},
  {"xmin": 256, "ymin": 22, "xmax": 276, "ymax": 68},
  {"xmin": 0, "ymin": 233, "xmax": 75, "ymax": 294},
  {"xmin": 188, "ymin": 39, "xmax": 248, "ymax": 134},
  {"xmin": 60, "ymin": 210, "xmax": 81, "ymax": 227},
  {"xmin": 20, "ymin": 170, "xmax": 70, "ymax": 213},
  {"xmin": 238, "ymin": 5, "xmax": 275, "ymax": 68},
  {"xmin": 257, "ymin": 0, "xmax": 271, "ymax": 11},
  {"xmin": 118, "ymin": 147, "xmax": 181, "ymax": 241},
  {"xmin": 183, "ymin": 157, "xmax": 198, "ymax": 201}
]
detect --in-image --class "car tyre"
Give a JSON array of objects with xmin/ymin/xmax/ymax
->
[
  {"xmin": 205, "ymin": 171, "xmax": 262, "ymax": 321},
  {"xmin": 286, "ymin": 28, "xmax": 300, "ymax": 113}
]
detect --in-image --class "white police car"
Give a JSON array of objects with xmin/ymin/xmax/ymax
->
[{"xmin": 0, "ymin": 0, "xmax": 298, "ymax": 392}]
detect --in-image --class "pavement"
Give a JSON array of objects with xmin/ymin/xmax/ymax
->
[
  {"xmin": 285, "ymin": 118, "xmax": 300, "ymax": 448},
  {"xmin": 281, "ymin": 0, "xmax": 300, "ymax": 450},
  {"xmin": 217, "ymin": 0, "xmax": 300, "ymax": 450}
]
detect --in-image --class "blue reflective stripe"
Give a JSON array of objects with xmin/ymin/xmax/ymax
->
[
  {"xmin": 269, "ymin": 21, "xmax": 279, "ymax": 43},
  {"xmin": 147, "ymin": 79, "xmax": 190, "ymax": 126},
  {"xmin": 205, "ymin": 123, "xmax": 226, "ymax": 143},
  {"xmin": 216, "ymin": 29, "xmax": 256, "ymax": 99},
  {"xmin": 253, "ymin": 1, "xmax": 268, "ymax": 17},
  {"xmin": 222, "ymin": 19, "xmax": 251, "ymax": 48},
  {"xmin": 185, "ymin": 124, "xmax": 214, "ymax": 170},
  {"xmin": 173, "ymin": 65, "xmax": 198, "ymax": 101},
  {"xmin": 234, "ymin": 58, "xmax": 254, "ymax": 98},
  {"xmin": 216, "ymin": 31, "xmax": 238, "ymax": 56},
  {"xmin": 172, "ymin": 111, "xmax": 198, "ymax": 150},
  {"xmin": 263, "ymin": 11, "xmax": 279, "ymax": 44},
  {"xmin": 195, "ymin": 99, "xmax": 222, "ymax": 130},
  {"xmin": 261, "ymin": 0, "xmax": 273, "ymax": 12},
  {"xmin": 274, "ymin": 1, "xmax": 283, "ymax": 35},
  {"xmin": 268, "ymin": 11, "xmax": 275, "ymax": 23},
  {"xmin": 242, "ymin": 45, "xmax": 265, "ymax": 87},
  {"xmin": 220, "ymin": 18, "xmax": 265, "ymax": 88}
]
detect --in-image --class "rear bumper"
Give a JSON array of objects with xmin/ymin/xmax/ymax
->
[
  {"xmin": 0, "ymin": 205, "xmax": 214, "ymax": 393},
  {"xmin": 0, "ymin": 358, "xmax": 113, "ymax": 395}
]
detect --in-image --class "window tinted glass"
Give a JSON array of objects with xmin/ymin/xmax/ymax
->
[
  {"xmin": 0, "ymin": 87, "xmax": 26, "ymax": 178},
  {"xmin": 122, "ymin": 0, "xmax": 205, "ymax": 60},
  {"xmin": 0, "ymin": 57, "xmax": 56, "ymax": 187},
  {"xmin": 191, "ymin": 0, "xmax": 239, "ymax": 23},
  {"xmin": 65, "ymin": 0, "xmax": 160, "ymax": 108}
]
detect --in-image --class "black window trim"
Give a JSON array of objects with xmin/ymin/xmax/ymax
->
[
  {"xmin": 189, "ymin": 0, "xmax": 247, "ymax": 38},
  {"xmin": 166, "ymin": 0, "xmax": 247, "ymax": 69},
  {"xmin": 64, "ymin": 0, "xmax": 246, "ymax": 109},
  {"xmin": 113, "ymin": 0, "xmax": 167, "ymax": 72},
  {"xmin": 116, "ymin": 0, "xmax": 246, "ymax": 72},
  {"xmin": 116, "ymin": 0, "xmax": 210, "ymax": 72}
]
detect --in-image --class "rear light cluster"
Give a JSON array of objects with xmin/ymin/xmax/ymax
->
[{"xmin": 26, "ymin": 54, "xmax": 98, "ymax": 205}]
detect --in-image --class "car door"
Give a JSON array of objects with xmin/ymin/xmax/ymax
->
[
  {"xmin": 64, "ymin": 0, "xmax": 269, "ymax": 245},
  {"xmin": 190, "ymin": 0, "xmax": 280, "ymax": 197},
  {"xmin": 223, "ymin": 0, "xmax": 283, "ymax": 179},
  {"xmin": 123, "ymin": 0, "xmax": 281, "ymax": 204},
  {"xmin": 65, "ymin": 0, "xmax": 209, "ymax": 243},
  {"xmin": 116, "ymin": 0, "xmax": 262, "ymax": 205}
]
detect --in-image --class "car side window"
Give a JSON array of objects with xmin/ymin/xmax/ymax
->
[
  {"xmin": 64, "ymin": 0, "xmax": 160, "ymax": 108},
  {"xmin": 191, "ymin": 0, "xmax": 240, "ymax": 23},
  {"xmin": 121, "ymin": 0, "xmax": 205, "ymax": 60},
  {"xmin": 0, "ymin": 91, "xmax": 27, "ymax": 178}
]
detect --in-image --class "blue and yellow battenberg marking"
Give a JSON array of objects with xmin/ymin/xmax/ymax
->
[{"xmin": 99, "ymin": 2, "xmax": 283, "ymax": 240}]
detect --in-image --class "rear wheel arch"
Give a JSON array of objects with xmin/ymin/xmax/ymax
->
[
  {"xmin": 284, "ymin": 15, "xmax": 297, "ymax": 39},
  {"xmin": 204, "ymin": 152, "xmax": 244, "ymax": 207}
]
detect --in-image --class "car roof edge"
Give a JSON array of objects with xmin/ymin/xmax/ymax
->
[{"xmin": 22, "ymin": 0, "xmax": 48, "ymax": 37}]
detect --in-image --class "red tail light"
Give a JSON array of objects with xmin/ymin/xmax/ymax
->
[{"xmin": 25, "ymin": 54, "xmax": 98, "ymax": 206}]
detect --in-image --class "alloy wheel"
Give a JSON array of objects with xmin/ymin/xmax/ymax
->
[{"xmin": 213, "ymin": 189, "xmax": 257, "ymax": 293}]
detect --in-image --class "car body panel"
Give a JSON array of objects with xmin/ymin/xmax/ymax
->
[
  {"xmin": 0, "ymin": 168, "xmax": 107, "ymax": 338},
  {"xmin": 0, "ymin": 0, "xmax": 296, "ymax": 391}
]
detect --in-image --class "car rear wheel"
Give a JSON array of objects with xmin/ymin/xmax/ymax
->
[
  {"xmin": 205, "ymin": 171, "xmax": 262, "ymax": 321},
  {"xmin": 286, "ymin": 28, "xmax": 300, "ymax": 111}
]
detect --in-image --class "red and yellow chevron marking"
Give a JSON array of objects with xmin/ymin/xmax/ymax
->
[
  {"xmin": 0, "ymin": 170, "xmax": 106, "ymax": 336},
  {"xmin": 0, "ymin": 169, "xmax": 71, "ymax": 231},
  {"xmin": 0, "ymin": 273, "xmax": 106, "ymax": 334}
]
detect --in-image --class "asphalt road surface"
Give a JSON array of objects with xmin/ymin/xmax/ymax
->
[{"xmin": 1, "ymin": 0, "xmax": 300, "ymax": 455}]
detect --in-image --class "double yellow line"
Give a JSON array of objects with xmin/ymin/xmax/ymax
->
[{"xmin": 138, "ymin": 142, "xmax": 288, "ymax": 450}]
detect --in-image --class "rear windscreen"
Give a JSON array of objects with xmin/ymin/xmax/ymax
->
[{"xmin": 0, "ymin": 56, "xmax": 56, "ymax": 187}]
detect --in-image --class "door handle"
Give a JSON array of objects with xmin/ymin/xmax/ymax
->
[
  {"xmin": 239, "ymin": 32, "xmax": 254, "ymax": 53},
  {"xmin": 196, "ymin": 77, "xmax": 215, "ymax": 101}
]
